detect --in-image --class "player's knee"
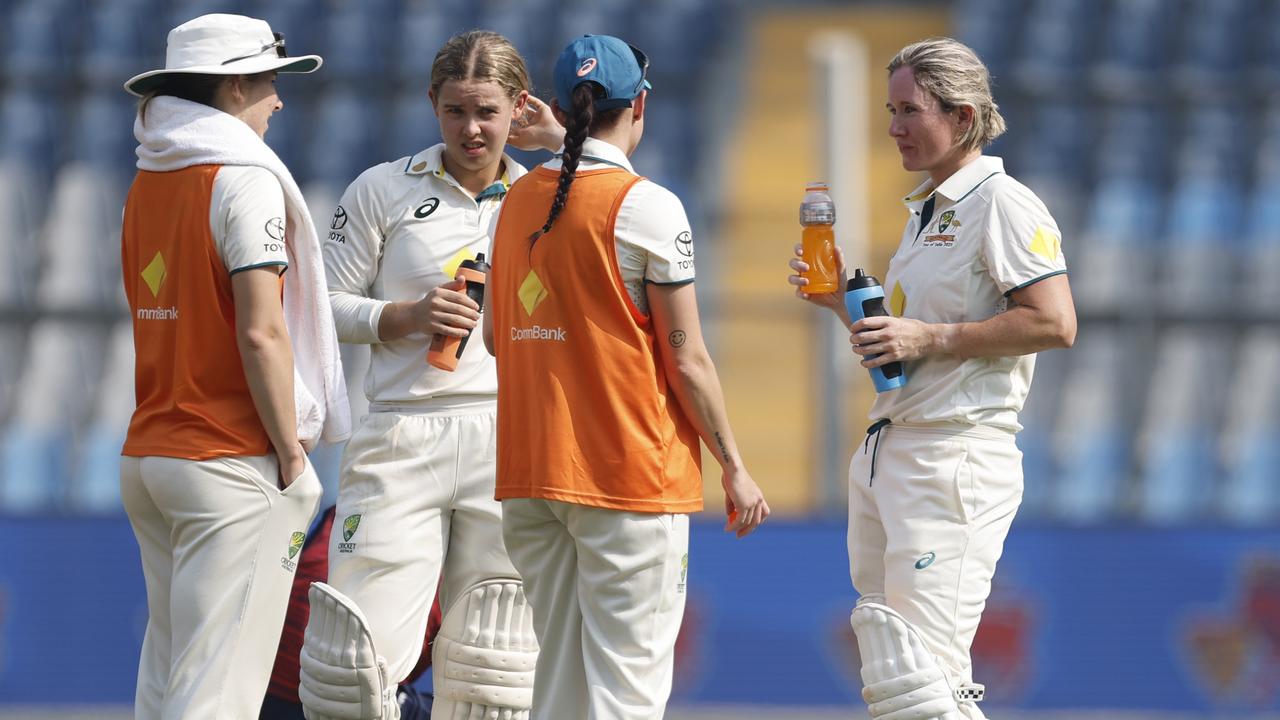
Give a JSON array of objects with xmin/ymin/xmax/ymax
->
[{"xmin": 432, "ymin": 579, "xmax": 539, "ymax": 718}]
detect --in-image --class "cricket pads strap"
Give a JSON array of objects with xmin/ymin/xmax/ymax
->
[
  {"xmin": 300, "ymin": 582, "xmax": 399, "ymax": 720},
  {"xmin": 851, "ymin": 598, "xmax": 962, "ymax": 720},
  {"xmin": 433, "ymin": 579, "xmax": 538, "ymax": 719}
]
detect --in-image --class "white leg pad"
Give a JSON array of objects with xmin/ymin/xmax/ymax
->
[
  {"xmin": 300, "ymin": 582, "xmax": 400, "ymax": 720},
  {"xmin": 432, "ymin": 579, "xmax": 539, "ymax": 720},
  {"xmin": 851, "ymin": 596, "xmax": 962, "ymax": 720}
]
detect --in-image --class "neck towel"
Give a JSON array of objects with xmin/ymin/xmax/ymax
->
[{"xmin": 134, "ymin": 95, "xmax": 351, "ymax": 446}]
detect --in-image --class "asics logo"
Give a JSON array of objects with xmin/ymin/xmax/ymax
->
[{"xmin": 577, "ymin": 58, "xmax": 597, "ymax": 76}]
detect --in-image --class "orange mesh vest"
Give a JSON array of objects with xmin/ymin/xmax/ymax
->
[
  {"xmin": 121, "ymin": 165, "xmax": 273, "ymax": 459},
  {"xmin": 491, "ymin": 166, "xmax": 702, "ymax": 513}
]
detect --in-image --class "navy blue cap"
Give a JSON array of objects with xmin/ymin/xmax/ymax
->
[{"xmin": 553, "ymin": 34, "xmax": 651, "ymax": 112}]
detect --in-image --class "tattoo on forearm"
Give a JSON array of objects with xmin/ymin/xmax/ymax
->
[
  {"xmin": 714, "ymin": 431, "xmax": 731, "ymax": 463},
  {"xmin": 669, "ymin": 330, "xmax": 687, "ymax": 348}
]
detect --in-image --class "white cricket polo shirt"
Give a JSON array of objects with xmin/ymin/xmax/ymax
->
[
  {"xmin": 869, "ymin": 155, "xmax": 1068, "ymax": 432},
  {"xmin": 211, "ymin": 165, "xmax": 289, "ymax": 275},
  {"xmin": 323, "ymin": 143, "xmax": 526, "ymax": 405},
  {"xmin": 531, "ymin": 137, "xmax": 696, "ymax": 313}
]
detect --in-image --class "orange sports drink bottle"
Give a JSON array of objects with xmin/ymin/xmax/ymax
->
[
  {"xmin": 427, "ymin": 253, "xmax": 491, "ymax": 372},
  {"xmin": 800, "ymin": 182, "xmax": 839, "ymax": 294}
]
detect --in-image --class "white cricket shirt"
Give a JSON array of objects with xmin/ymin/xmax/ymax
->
[
  {"xmin": 529, "ymin": 137, "xmax": 696, "ymax": 313},
  {"xmin": 869, "ymin": 155, "xmax": 1068, "ymax": 432},
  {"xmin": 323, "ymin": 144, "xmax": 526, "ymax": 405},
  {"xmin": 212, "ymin": 165, "xmax": 288, "ymax": 274}
]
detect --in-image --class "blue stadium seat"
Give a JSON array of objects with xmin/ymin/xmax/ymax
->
[
  {"xmin": 71, "ymin": 323, "xmax": 134, "ymax": 514},
  {"xmin": 1010, "ymin": 0, "xmax": 1094, "ymax": 94},
  {"xmin": 950, "ymin": 0, "xmax": 1022, "ymax": 80},
  {"xmin": 1158, "ymin": 173, "xmax": 1240, "ymax": 314},
  {"xmin": 1091, "ymin": 0, "xmax": 1174, "ymax": 99},
  {"xmin": 0, "ymin": 161, "xmax": 48, "ymax": 309},
  {"xmin": 394, "ymin": 2, "xmax": 456, "ymax": 85},
  {"xmin": 317, "ymin": 0, "xmax": 394, "ymax": 83},
  {"xmin": 1, "ymin": 90, "xmax": 58, "ymax": 169},
  {"xmin": 475, "ymin": 0, "xmax": 557, "ymax": 74},
  {"xmin": 1249, "ymin": 0, "xmax": 1280, "ymax": 91},
  {"xmin": 35, "ymin": 166, "xmax": 128, "ymax": 312},
  {"xmin": 556, "ymin": 0, "xmax": 642, "ymax": 49},
  {"xmin": 78, "ymin": 0, "xmax": 153, "ymax": 88},
  {"xmin": 627, "ymin": 0, "xmax": 716, "ymax": 87},
  {"xmin": 1072, "ymin": 176, "xmax": 1161, "ymax": 314},
  {"xmin": 1218, "ymin": 330, "xmax": 1280, "ymax": 524},
  {"xmin": 71, "ymin": 91, "xmax": 136, "ymax": 171},
  {"xmin": 1017, "ymin": 348, "xmax": 1068, "ymax": 519},
  {"xmin": 386, "ymin": 90, "xmax": 443, "ymax": 162},
  {"xmin": 307, "ymin": 86, "xmax": 377, "ymax": 187},
  {"xmin": 1050, "ymin": 329, "xmax": 1134, "ymax": 522},
  {"xmin": 1134, "ymin": 327, "xmax": 1229, "ymax": 524},
  {"xmin": 0, "ymin": 321, "xmax": 106, "ymax": 512},
  {"xmin": 1169, "ymin": 0, "xmax": 1249, "ymax": 98},
  {"xmin": 3, "ymin": 0, "xmax": 79, "ymax": 87},
  {"xmin": 1240, "ymin": 178, "xmax": 1280, "ymax": 313}
]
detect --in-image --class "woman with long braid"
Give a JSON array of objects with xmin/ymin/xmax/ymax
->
[{"xmin": 484, "ymin": 34, "xmax": 770, "ymax": 719}]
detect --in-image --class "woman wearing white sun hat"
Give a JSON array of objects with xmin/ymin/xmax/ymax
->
[{"xmin": 119, "ymin": 13, "xmax": 348, "ymax": 718}]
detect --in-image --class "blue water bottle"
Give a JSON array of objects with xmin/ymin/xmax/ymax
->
[{"xmin": 845, "ymin": 269, "xmax": 906, "ymax": 393}]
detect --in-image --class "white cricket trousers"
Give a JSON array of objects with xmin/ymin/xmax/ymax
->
[
  {"xmin": 502, "ymin": 498, "xmax": 689, "ymax": 720},
  {"xmin": 120, "ymin": 453, "xmax": 322, "ymax": 720},
  {"xmin": 848, "ymin": 422, "xmax": 1023, "ymax": 720},
  {"xmin": 326, "ymin": 399, "xmax": 518, "ymax": 684}
]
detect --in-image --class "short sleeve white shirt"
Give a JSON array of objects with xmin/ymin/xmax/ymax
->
[
  {"xmin": 869, "ymin": 155, "xmax": 1068, "ymax": 431},
  {"xmin": 211, "ymin": 165, "xmax": 288, "ymax": 274},
  {"xmin": 535, "ymin": 137, "xmax": 695, "ymax": 313},
  {"xmin": 322, "ymin": 144, "xmax": 526, "ymax": 405}
]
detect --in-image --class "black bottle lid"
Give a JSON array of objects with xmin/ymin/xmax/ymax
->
[
  {"xmin": 846, "ymin": 268, "xmax": 881, "ymax": 291},
  {"xmin": 462, "ymin": 253, "xmax": 491, "ymax": 273}
]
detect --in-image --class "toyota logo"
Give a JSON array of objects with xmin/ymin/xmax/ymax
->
[
  {"xmin": 674, "ymin": 231, "xmax": 693, "ymax": 258},
  {"xmin": 265, "ymin": 217, "xmax": 286, "ymax": 241},
  {"xmin": 330, "ymin": 205, "xmax": 348, "ymax": 230}
]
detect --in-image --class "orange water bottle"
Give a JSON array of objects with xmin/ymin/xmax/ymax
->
[
  {"xmin": 427, "ymin": 254, "xmax": 490, "ymax": 372},
  {"xmin": 800, "ymin": 182, "xmax": 838, "ymax": 294}
]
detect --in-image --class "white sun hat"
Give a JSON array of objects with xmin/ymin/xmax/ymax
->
[{"xmin": 124, "ymin": 13, "xmax": 322, "ymax": 97}]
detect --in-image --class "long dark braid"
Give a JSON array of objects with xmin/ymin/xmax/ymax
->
[{"xmin": 529, "ymin": 83, "xmax": 597, "ymax": 245}]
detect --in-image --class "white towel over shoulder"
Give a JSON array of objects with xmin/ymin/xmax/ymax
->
[{"xmin": 135, "ymin": 95, "xmax": 351, "ymax": 445}]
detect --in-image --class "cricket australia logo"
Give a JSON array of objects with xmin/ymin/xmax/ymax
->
[
  {"xmin": 924, "ymin": 211, "xmax": 960, "ymax": 247},
  {"xmin": 281, "ymin": 531, "xmax": 305, "ymax": 572},
  {"xmin": 338, "ymin": 514, "xmax": 361, "ymax": 554}
]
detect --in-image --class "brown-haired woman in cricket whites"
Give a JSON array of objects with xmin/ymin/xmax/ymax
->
[
  {"xmin": 484, "ymin": 34, "xmax": 769, "ymax": 720},
  {"xmin": 301, "ymin": 30, "xmax": 563, "ymax": 720},
  {"xmin": 120, "ymin": 12, "xmax": 346, "ymax": 718}
]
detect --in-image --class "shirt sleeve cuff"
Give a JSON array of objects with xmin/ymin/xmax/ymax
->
[{"xmin": 330, "ymin": 292, "xmax": 388, "ymax": 344}]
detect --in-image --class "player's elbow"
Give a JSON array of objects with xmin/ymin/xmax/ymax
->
[
  {"xmin": 1047, "ymin": 309, "xmax": 1076, "ymax": 350},
  {"xmin": 238, "ymin": 322, "xmax": 286, "ymax": 355},
  {"xmin": 670, "ymin": 348, "xmax": 715, "ymax": 388}
]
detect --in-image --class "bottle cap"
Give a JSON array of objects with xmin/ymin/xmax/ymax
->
[
  {"xmin": 462, "ymin": 253, "xmax": 491, "ymax": 272},
  {"xmin": 846, "ymin": 268, "xmax": 881, "ymax": 291}
]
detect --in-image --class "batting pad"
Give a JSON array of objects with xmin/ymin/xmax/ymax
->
[
  {"xmin": 300, "ymin": 582, "xmax": 400, "ymax": 720},
  {"xmin": 851, "ymin": 597, "xmax": 963, "ymax": 720},
  {"xmin": 432, "ymin": 579, "xmax": 539, "ymax": 720}
]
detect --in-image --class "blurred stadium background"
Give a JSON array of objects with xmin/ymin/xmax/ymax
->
[{"xmin": 3, "ymin": 0, "xmax": 1280, "ymax": 716}]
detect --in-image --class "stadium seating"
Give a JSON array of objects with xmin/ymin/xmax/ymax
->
[{"xmin": 1, "ymin": 0, "xmax": 1275, "ymax": 525}]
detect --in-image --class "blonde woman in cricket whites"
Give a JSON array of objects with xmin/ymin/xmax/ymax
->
[
  {"xmin": 120, "ymin": 13, "xmax": 349, "ymax": 719},
  {"xmin": 485, "ymin": 34, "xmax": 770, "ymax": 720},
  {"xmin": 299, "ymin": 30, "xmax": 563, "ymax": 720},
  {"xmin": 790, "ymin": 37, "xmax": 1076, "ymax": 720}
]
